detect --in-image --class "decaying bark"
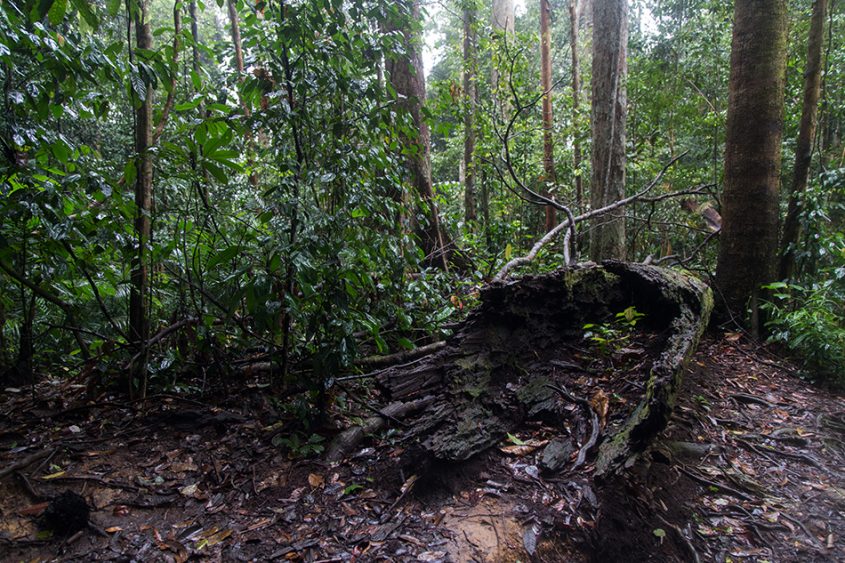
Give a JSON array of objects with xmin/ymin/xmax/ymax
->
[{"xmin": 371, "ymin": 262, "xmax": 712, "ymax": 476}]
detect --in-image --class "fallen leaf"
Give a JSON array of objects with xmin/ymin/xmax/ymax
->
[
  {"xmin": 105, "ymin": 526, "xmax": 123, "ymax": 533},
  {"xmin": 307, "ymin": 473, "xmax": 324, "ymax": 488},
  {"xmin": 400, "ymin": 474, "xmax": 419, "ymax": 495},
  {"xmin": 591, "ymin": 389, "xmax": 610, "ymax": 428},
  {"xmin": 179, "ymin": 483, "xmax": 199, "ymax": 497},
  {"xmin": 18, "ymin": 502, "xmax": 49, "ymax": 516},
  {"xmin": 41, "ymin": 470, "xmax": 66, "ymax": 480}
]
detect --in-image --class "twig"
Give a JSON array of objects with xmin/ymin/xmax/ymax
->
[
  {"xmin": 494, "ymin": 155, "xmax": 690, "ymax": 281},
  {"xmin": 544, "ymin": 383, "xmax": 599, "ymax": 468},
  {"xmin": 677, "ymin": 465, "xmax": 752, "ymax": 501},
  {"xmin": 0, "ymin": 449, "xmax": 53, "ymax": 480},
  {"xmin": 355, "ymin": 341, "xmax": 446, "ymax": 369}
]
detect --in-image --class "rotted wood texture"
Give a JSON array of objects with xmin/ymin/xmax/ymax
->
[{"xmin": 376, "ymin": 262, "xmax": 712, "ymax": 476}]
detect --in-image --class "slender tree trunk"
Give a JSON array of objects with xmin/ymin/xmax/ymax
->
[
  {"xmin": 568, "ymin": 0, "xmax": 583, "ymax": 212},
  {"xmin": 130, "ymin": 0, "xmax": 154, "ymax": 399},
  {"xmin": 779, "ymin": 0, "xmax": 827, "ymax": 281},
  {"xmin": 385, "ymin": 0, "xmax": 450, "ymax": 270},
  {"xmin": 226, "ymin": 0, "xmax": 259, "ymax": 188},
  {"xmin": 716, "ymin": 0, "xmax": 787, "ymax": 321},
  {"xmin": 491, "ymin": 0, "xmax": 514, "ymax": 119},
  {"xmin": 540, "ymin": 0, "xmax": 557, "ymax": 232},
  {"xmin": 463, "ymin": 0, "xmax": 477, "ymax": 224},
  {"xmin": 590, "ymin": 0, "xmax": 628, "ymax": 261}
]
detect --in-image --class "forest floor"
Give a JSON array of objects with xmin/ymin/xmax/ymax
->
[{"xmin": 0, "ymin": 333, "xmax": 843, "ymax": 562}]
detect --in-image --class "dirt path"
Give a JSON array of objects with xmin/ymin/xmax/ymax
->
[{"xmin": 0, "ymin": 335, "xmax": 842, "ymax": 562}]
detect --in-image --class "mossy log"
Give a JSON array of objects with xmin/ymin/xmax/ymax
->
[{"xmin": 375, "ymin": 262, "xmax": 712, "ymax": 476}]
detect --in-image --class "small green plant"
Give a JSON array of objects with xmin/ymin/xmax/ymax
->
[
  {"xmin": 762, "ymin": 279, "xmax": 845, "ymax": 386},
  {"xmin": 272, "ymin": 432, "xmax": 326, "ymax": 459},
  {"xmin": 583, "ymin": 306, "xmax": 646, "ymax": 356}
]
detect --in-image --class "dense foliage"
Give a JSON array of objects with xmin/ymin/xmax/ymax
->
[{"xmin": 1, "ymin": 0, "xmax": 844, "ymax": 400}]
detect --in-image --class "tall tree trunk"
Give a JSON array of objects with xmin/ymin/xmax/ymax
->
[
  {"xmin": 568, "ymin": 0, "xmax": 583, "ymax": 212},
  {"xmin": 716, "ymin": 0, "xmax": 787, "ymax": 322},
  {"xmin": 779, "ymin": 0, "xmax": 828, "ymax": 281},
  {"xmin": 590, "ymin": 0, "xmax": 628, "ymax": 261},
  {"xmin": 385, "ymin": 0, "xmax": 450, "ymax": 270},
  {"xmin": 130, "ymin": 0, "xmax": 154, "ymax": 399},
  {"xmin": 226, "ymin": 0, "xmax": 259, "ymax": 188},
  {"xmin": 463, "ymin": 0, "xmax": 477, "ymax": 224},
  {"xmin": 491, "ymin": 0, "xmax": 514, "ymax": 119},
  {"xmin": 540, "ymin": 0, "xmax": 557, "ymax": 233}
]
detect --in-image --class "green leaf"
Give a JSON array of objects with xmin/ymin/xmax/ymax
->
[
  {"xmin": 71, "ymin": 0, "xmax": 99, "ymax": 30},
  {"xmin": 342, "ymin": 484, "xmax": 363, "ymax": 496},
  {"xmin": 47, "ymin": 0, "xmax": 67, "ymax": 25},
  {"xmin": 203, "ymin": 161, "xmax": 228, "ymax": 183},
  {"xmin": 32, "ymin": 0, "xmax": 56, "ymax": 21},
  {"xmin": 190, "ymin": 70, "xmax": 202, "ymax": 91},
  {"xmin": 106, "ymin": 0, "xmax": 121, "ymax": 17},
  {"xmin": 130, "ymin": 72, "xmax": 147, "ymax": 101},
  {"xmin": 397, "ymin": 337, "xmax": 415, "ymax": 351},
  {"xmin": 506, "ymin": 433, "xmax": 525, "ymax": 446},
  {"xmin": 175, "ymin": 99, "xmax": 202, "ymax": 111}
]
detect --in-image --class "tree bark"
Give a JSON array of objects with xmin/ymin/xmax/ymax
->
[
  {"xmin": 129, "ymin": 0, "xmax": 154, "ymax": 399},
  {"xmin": 716, "ymin": 0, "xmax": 787, "ymax": 318},
  {"xmin": 590, "ymin": 0, "xmax": 628, "ymax": 261},
  {"xmin": 539, "ymin": 0, "xmax": 557, "ymax": 233},
  {"xmin": 463, "ymin": 1, "xmax": 478, "ymax": 224},
  {"xmin": 226, "ymin": 0, "xmax": 259, "ymax": 188},
  {"xmin": 385, "ymin": 0, "xmax": 450, "ymax": 270},
  {"xmin": 568, "ymin": 0, "xmax": 583, "ymax": 212},
  {"xmin": 779, "ymin": 0, "xmax": 827, "ymax": 281}
]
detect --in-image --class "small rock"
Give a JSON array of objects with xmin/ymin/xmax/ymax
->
[{"xmin": 541, "ymin": 438, "xmax": 575, "ymax": 472}]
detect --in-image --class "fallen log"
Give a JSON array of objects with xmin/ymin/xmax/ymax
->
[{"xmin": 374, "ymin": 261, "xmax": 712, "ymax": 477}]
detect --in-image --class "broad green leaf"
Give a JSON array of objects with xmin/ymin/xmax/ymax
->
[
  {"xmin": 47, "ymin": 0, "xmax": 67, "ymax": 25},
  {"xmin": 72, "ymin": 0, "xmax": 99, "ymax": 30}
]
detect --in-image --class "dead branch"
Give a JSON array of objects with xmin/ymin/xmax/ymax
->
[
  {"xmin": 546, "ymin": 384, "xmax": 599, "ymax": 468},
  {"xmin": 493, "ymin": 154, "xmax": 689, "ymax": 281},
  {"xmin": 355, "ymin": 341, "xmax": 446, "ymax": 369},
  {"xmin": 325, "ymin": 396, "xmax": 435, "ymax": 462},
  {"xmin": 0, "ymin": 449, "xmax": 53, "ymax": 480}
]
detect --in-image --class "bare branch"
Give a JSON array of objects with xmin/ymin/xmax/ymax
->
[{"xmin": 494, "ymin": 153, "xmax": 689, "ymax": 281}]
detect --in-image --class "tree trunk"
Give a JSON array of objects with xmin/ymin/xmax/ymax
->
[
  {"xmin": 716, "ymin": 0, "xmax": 787, "ymax": 319},
  {"xmin": 779, "ymin": 0, "xmax": 827, "ymax": 281},
  {"xmin": 129, "ymin": 0, "xmax": 154, "ymax": 399},
  {"xmin": 569, "ymin": 0, "xmax": 583, "ymax": 212},
  {"xmin": 463, "ymin": 1, "xmax": 478, "ymax": 224},
  {"xmin": 226, "ymin": 0, "xmax": 259, "ymax": 188},
  {"xmin": 491, "ymin": 0, "xmax": 514, "ymax": 119},
  {"xmin": 385, "ymin": 0, "xmax": 450, "ymax": 270},
  {"xmin": 590, "ymin": 0, "xmax": 628, "ymax": 261},
  {"xmin": 540, "ymin": 0, "xmax": 557, "ymax": 233}
]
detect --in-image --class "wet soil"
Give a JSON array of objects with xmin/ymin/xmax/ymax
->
[{"xmin": 0, "ymin": 333, "xmax": 843, "ymax": 562}]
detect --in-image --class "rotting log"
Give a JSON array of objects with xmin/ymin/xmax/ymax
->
[{"xmin": 372, "ymin": 262, "xmax": 712, "ymax": 476}]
